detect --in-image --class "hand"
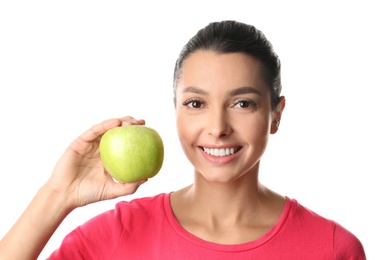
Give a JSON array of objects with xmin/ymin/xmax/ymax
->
[
  {"xmin": 46, "ymin": 116, "xmax": 148, "ymax": 209},
  {"xmin": 0, "ymin": 116, "xmax": 149, "ymax": 260}
]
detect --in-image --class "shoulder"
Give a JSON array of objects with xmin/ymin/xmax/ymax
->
[
  {"xmin": 112, "ymin": 193, "xmax": 169, "ymax": 224},
  {"xmin": 116, "ymin": 192, "xmax": 167, "ymax": 212},
  {"xmin": 76, "ymin": 193, "xmax": 168, "ymax": 231},
  {"xmin": 288, "ymin": 198, "xmax": 340, "ymax": 229},
  {"xmin": 284, "ymin": 198, "xmax": 326, "ymax": 227},
  {"xmin": 286, "ymin": 198, "xmax": 366, "ymax": 259},
  {"xmin": 333, "ymin": 221, "xmax": 366, "ymax": 259},
  {"xmin": 47, "ymin": 193, "xmax": 170, "ymax": 259}
]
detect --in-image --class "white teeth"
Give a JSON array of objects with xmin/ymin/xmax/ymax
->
[{"xmin": 203, "ymin": 147, "xmax": 239, "ymax": 157}]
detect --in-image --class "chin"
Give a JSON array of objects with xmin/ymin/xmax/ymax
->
[{"xmin": 195, "ymin": 168, "xmax": 247, "ymax": 184}]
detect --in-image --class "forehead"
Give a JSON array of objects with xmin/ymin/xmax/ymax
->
[{"xmin": 178, "ymin": 51, "xmax": 267, "ymax": 92}]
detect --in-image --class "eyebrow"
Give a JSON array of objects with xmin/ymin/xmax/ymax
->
[
  {"xmin": 181, "ymin": 87, "xmax": 208, "ymax": 95},
  {"xmin": 181, "ymin": 86, "xmax": 262, "ymax": 96},
  {"xmin": 228, "ymin": 86, "xmax": 261, "ymax": 96}
]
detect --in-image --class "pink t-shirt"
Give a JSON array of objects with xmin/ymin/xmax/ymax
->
[{"xmin": 47, "ymin": 193, "xmax": 366, "ymax": 259}]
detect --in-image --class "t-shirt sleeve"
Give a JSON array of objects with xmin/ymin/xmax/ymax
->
[
  {"xmin": 333, "ymin": 222, "xmax": 366, "ymax": 260},
  {"xmin": 47, "ymin": 204, "xmax": 127, "ymax": 260}
]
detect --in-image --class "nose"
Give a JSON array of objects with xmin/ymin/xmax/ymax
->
[{"xmin": 207, "ymin": 107, "xmax": 232, "ymax": 138}]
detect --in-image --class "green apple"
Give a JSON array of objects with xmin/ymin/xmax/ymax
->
[{"xmin": 99, "ymin": 125, "xmax": 164, "ymax": 183}]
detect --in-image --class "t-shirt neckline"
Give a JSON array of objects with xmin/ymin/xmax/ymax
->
[{"xmin": 163, "ymin": 192, "xmax": 292, "ymax": 252}]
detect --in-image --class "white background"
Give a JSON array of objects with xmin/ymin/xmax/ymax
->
[{"xmin": 0, "ymin": 1, "xmax": 388, "ymax": 259}]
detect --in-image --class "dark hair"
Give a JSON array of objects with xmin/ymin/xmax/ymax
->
[{"xmin": 173, "ymin": 20, "xmax": 282, "ymax": 110}]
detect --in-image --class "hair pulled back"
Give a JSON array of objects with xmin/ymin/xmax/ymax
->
[{"xmin": 173, "ymin": 20, "xmax": 282, "ymax": 110}]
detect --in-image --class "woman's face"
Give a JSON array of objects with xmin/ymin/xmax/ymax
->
[{"xmin": 175, "ymin": 51, "xmax": 283, "ymax": 183}]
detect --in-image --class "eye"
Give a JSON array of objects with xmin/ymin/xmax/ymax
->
[
  {"xmin": 182, "ymin": 98, "xmax": 204, "ymax": 109},
  {"xmin": 233, "ymin": 99, "xmax": 257, "ymax": 109}
]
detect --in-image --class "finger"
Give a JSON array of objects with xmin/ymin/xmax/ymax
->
[
  {"xmin": 80, "ymin": 116, "xmax": 144, "ymax": 143},
  {"xmin": 70, "ymin": 116, "xmax": 146, "ymax": 153},
  {"xmin": 80, "ymin": 118, "xmax": 122, "ymax": 143},
  {"xmin": 120, "ymin": 116, "xmax": 146, "ymax": 126},
  {"xmin": 107, "ymin": 179, "xmax": 148, "ymax": 198}
]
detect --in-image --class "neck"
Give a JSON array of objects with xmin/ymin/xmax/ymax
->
[
  {"xmin": 170, "ymin": 163, "xmax": 286, "ymax": 244},
  {"xmin": 187, "ymin": 165, "xmax": 267, "ymax": 226}
]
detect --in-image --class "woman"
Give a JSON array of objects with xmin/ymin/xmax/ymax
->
[{"xmin": 0, "ymin": 20, "xmax": 366, "ymax": 259}]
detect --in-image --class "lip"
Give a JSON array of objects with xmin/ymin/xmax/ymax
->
[{"xmin": 198, "ymin": 145, "xmax": 243, "ymax": 165}]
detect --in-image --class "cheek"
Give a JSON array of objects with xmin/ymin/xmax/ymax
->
[
  {"xmin": 242, "ymin": 115, "xmax": 272, "ymax": 145},
  {"xmin": 176, "ymin": 113, "xmax": 198, "ymax": 149}
]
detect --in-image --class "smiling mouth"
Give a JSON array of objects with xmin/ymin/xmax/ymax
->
[{"xmin": 201, "ymin": 147, "xmax": 242, "ymax": 157}]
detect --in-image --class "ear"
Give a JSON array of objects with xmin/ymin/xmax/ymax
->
[{"xmin": 270, "ymin": 96, "xmax": 286, "ymax": 134}]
